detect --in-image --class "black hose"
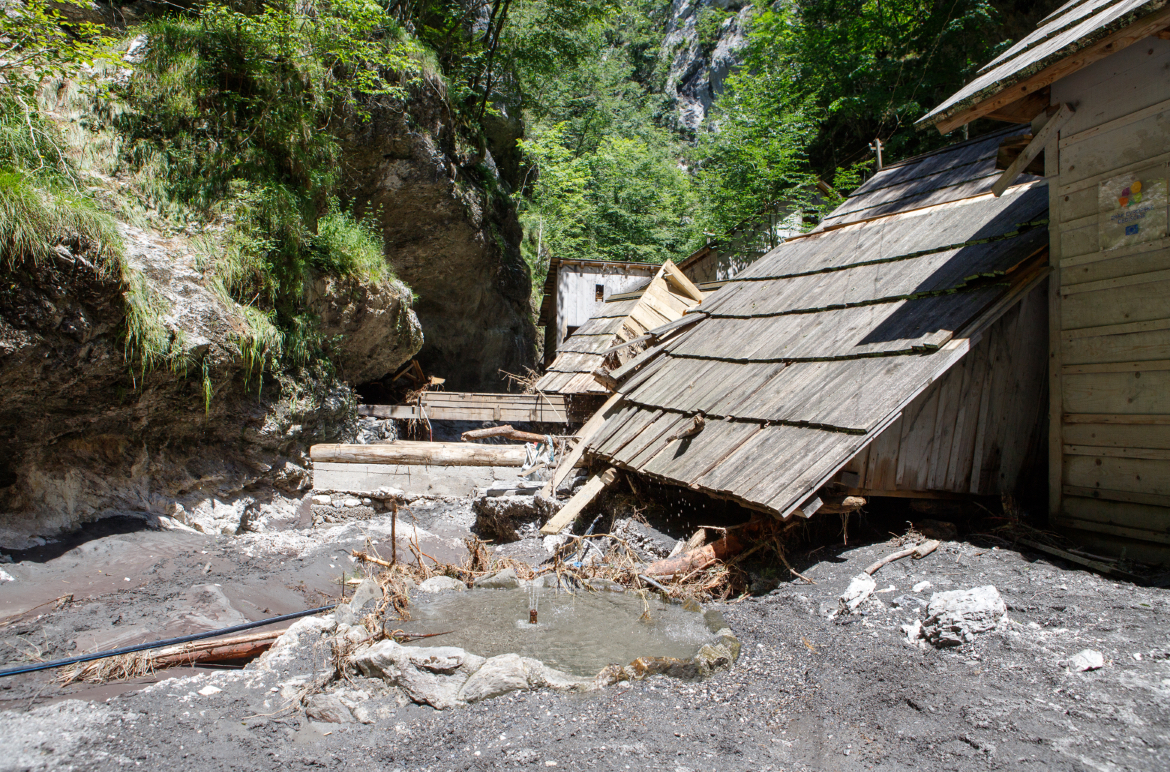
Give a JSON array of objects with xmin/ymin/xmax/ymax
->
[{"xmin": 0, "ymin": 603, "xmax": 337, "ymax": 678}]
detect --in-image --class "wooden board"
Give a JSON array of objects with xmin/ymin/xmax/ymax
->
[
  {"xmin": 1061, "ymin": 422, "xmax": 1170, "ymax": 448},
  {"xmin": 312, "ymin": 441, "xmax": 539, "ymax": 467},
  {"xmin": 1062, "ymin": 370, "xmax": 1170, "ymax": 414},
  {"xmin": 1064, "ymin": 454, "xmax": 1170, "ymax": 495},
  {"xmin": 540, "ymin": 468, "xmax": 618, "ymax": 535}
]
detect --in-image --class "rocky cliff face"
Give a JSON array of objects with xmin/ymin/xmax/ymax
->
[
  {"xmin": 662, "ymin": 0, "xmax": 753, "ymax": 132},
  {"xmin": 0, "ymin": 220, "xmax": 419, "ymax": 546},
  {"xmin": 341, "ymin": 85, "xmax": 537, "ymax": 392}
]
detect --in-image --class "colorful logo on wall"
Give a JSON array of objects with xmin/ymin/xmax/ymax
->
[
  {"xmin": 1118, "ymin": 179, "xmax": 1143, "ymax": 208},
  {"xmin": 1098, "ymin": 173, "xmax": 1167, "ymax": 251}
]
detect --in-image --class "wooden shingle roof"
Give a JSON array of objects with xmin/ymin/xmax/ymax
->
[
  {"xmin": 535, "ymin": 261, "xmax": 705, "ymax": 395},
  {"xmin": 919, "ymin": 0, "xmax": 1170, "ymax": 133},
  {"xmin": 586, "ymin": 136, "xmax": 1051, "ymax": 519}
]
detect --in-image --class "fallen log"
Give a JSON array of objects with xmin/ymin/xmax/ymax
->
[
  {"xmin": 149, "ymin": 630, "xmax": 282, "ymax": 668},
  {"xmin": 460, "ymin": 425, "xmax": 550, "ymax": 444},
  {"xmin": 64, "ymin": 630, "xmax": 284, "ymax": 682},
  {"xmin": 645, "ymin": 521, "xmax": 764, "ymax": 577},
  {"xmin": 311, "ymin": 441, "xmax": 585, "ymax": 468},
  {"xmin": 863, "ymin": 539, "xmax": 940, "ymax": 576}
]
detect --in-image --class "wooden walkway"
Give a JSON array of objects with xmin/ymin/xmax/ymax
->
[{"xmin": 359, "ymin": 392, "xmax": 572, "ymax": 423}]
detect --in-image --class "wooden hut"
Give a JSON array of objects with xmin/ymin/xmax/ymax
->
[
  {"xmin": 920, "ymin": 0, "xmax": 1170, "ymax": 561},
  {"xmin": 535, "ymin": 260, "xmax": 705, "ymax": 397},
  {"xmin": 580, "ymin": 130, "xmax": 1051, "ymax": 522},
  {"xmin": 536, "ymin": 258, "xmax": 661, "ymax": 367}
]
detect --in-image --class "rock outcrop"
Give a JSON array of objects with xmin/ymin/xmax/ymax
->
[
  {"xmin": 661, "ymin": 0, "xmax": 753, "ymax": 132},
  {"xmin": 0, "ymin": 220, "xmax": 420, "ymax": 546},
  {"xmin": 341, "ymin": 83, "xmax": 537, "ymax": 391}
]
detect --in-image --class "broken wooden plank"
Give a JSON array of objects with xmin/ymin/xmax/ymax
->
[
  {"xmin": 643, "ymin": 311, "xmax": 707, "ymax": 339},
  {"xmin": 607, "ymin": 341, "xmax": 670, "ymax": 385},
  {"xmin": 662, "ymin": 259, "xmax": 705, "ymax": 303},
  {"xmin": 540, "ymin": 468, "xmax": 619, "ymax": 535},
  {"xmin": 991, "ymin": 103, "xmax": 1073, "ymax": 196},
  {"xmin": 1016, "ymin": 538, "xmax": 1145, "ymax": 582},
  {"xmin": 540, "ymin": 393, "xmax": 624, "ymax": 498},
  {"xmin": 600, "ymin": 333, "xmax": 654, "ymax": 357}
]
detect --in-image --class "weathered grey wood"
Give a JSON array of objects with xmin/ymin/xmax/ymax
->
[
  {"xmin": 991, "ymin": 103, "xmax": 1074, "ymax": 196},
  {"xmin": 312, "ymin": 441, "xmax": 534, "ymax": 467},
  {"xmin": 539, "ymin": 468, "xmax": 618, "ymax": 535},
  {"xmin": 541, "ymin": 392, "xmax": 624, "ymax": 498}
]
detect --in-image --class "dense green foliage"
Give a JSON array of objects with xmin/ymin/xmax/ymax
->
[
  {"xmin": 514, "ymin": 0, "xmax": 703, "ymax": 289},
  {"xmin": 3, "ymin": 0, "xmax": 1064, "ymax": 365},
  {"xmin": 112, "ymin": 0, "xmax": 422, "ymax": 379},
  {"xmin": 692, "ymin": 0, "xmax": 1060, "ymax": 235}
]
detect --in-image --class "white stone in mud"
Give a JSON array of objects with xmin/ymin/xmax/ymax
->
[
  {"xmin": 255, "ymin": 616, "xmax": 337, "ymax": 674},
  {"xmin": 838, "ymin": 574, "xmax": 877, "ymax": 614},
  {"xmin": 457, "ymin": 653, "xmax": 591, "ymax": 703},
  {"xmin": 305, "ymin": 693, "xmax": 354, "ymax": 723},
  {"xmin": 416, "ymin": 576, "xmax": 467, "ymax": 593},
  {"xmin": 474, "ymin": 568, "xmax": 520, "ymax": 589},
  {"xmin": 351, "ymin": 641, "xmax": 485, "ymax": 710},
  {"xmin": 923, "ymin": 586, "xmax": 1006, "ymax": 646},
  {"xmin": 1069, "ymin": 649, "xmax": 1105, "ymax": 672}
]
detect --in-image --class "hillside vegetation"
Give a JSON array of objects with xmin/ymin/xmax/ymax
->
[{"xmin": 1, "ymin": 0, "xmax": 1062, "ymax": 355}]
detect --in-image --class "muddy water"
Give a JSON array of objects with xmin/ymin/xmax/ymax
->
[{"xmin": 394, "ymin": 588, "xmax": 714, "ymax": 676}]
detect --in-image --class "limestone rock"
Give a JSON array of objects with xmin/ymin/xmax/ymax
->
[
  {"xmin": 474, "ymin": 494, "xmax": 560, "ymax": 542},
  {"xmin": 351, "ymin": 641, "xmax": 485, "ymax": 710},
  {"xmin": 838, "ymin": 574, "xmax": 877, "ymax": 615},
  {"xmin": 253, "ymin": 615, "xmax": 337, "ymax": 675},
  {"xmin": 416, "ymin": 576, "xmax": 467, "ymax": 593},
  {"xmin": 1069, "ymin": 649, "xmax": 1105, "ymax": 672},
  {"xmin": 458, "ymin": 653, "xmax": 589, "ymax": 703},
  {"xmin": 474, "ymin": 568, "xmax": 520, "ymax": 589},
  {"xmin": 339, "ymin": 93, "xmax": 535, "ymax": 391},
  {"xmin": 923, "ymin": 586, "xmax": 1007, "ymax": 647},
  {"xmin": 305, "ymin": 694, "xmax": 354, "ymax": 723},
  {"xmin": 302, "ymin": 272, "xmax": 421, "ymax": 384},
  {"xmin": 660, "ymin": 0, "xmax": 752, "ymax": 131}
]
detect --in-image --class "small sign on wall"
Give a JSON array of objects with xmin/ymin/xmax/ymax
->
[{"xmin": 1098, "ymin": 171, "xmax": 1168, "ymax": 250}]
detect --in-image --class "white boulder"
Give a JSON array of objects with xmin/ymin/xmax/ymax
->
[{"xmin": 923, "ymin": 586, "xmax": 1006, "ymax": 646}]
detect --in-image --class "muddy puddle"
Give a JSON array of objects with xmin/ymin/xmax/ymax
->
[{"xmin": 390, "ymin": 587, "xmax": 716, "ymax": 676}]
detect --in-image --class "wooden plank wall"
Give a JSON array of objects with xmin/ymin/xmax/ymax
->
[
  {"xmin": 1048, "ymin": 38, "xmax": 1170, "ymax": 557},
  {"xmin": 839, "ymin": 281, "xmax": 1048, "ymax": 496}
]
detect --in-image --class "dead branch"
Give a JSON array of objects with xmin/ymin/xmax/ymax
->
[
  {"xmin": 864, "ymin": 539, "xmax": 940, "ymax": 576},
  {"xmin": 460, "ymin": 425, "xmax": 551, "ymax": 443}
]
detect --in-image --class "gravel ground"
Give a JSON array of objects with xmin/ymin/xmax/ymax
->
[{"xmin": 2, "ymin": 497, "xmax": 1169, "ymax": 771}]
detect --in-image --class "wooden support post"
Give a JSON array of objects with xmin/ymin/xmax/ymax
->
[
  {"xmin": 541, "ymin": 393, "xmax": 623, "ymax": 498},
  {"xmin": 991, "ymin": 103, "xmax": 1073, "ymax": 197},
  {"xmin": 540, "ymin": 468, "xmax": 618, "ymax": 535}
]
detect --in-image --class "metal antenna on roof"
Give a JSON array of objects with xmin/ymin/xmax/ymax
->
[{"xmin": 869, "ymin": 138, "xmax": 884, "ymax": 171}]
